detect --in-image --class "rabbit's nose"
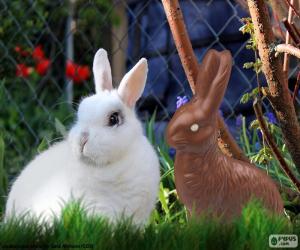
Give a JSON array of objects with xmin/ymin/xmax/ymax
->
[
  {"xmin": 80, "ymin": 132, "xmax": 89, "ymax": 153},
  {"xmin": 81, "ymin": 132, "xmax": 89, "ymax": 139}
]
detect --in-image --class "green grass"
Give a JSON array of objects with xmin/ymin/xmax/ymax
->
[
  {"xmin": 0, "ymin": 201, "xmax": 296, "ymax": 250},
  {"xmin": 1, "ymin": 114, "xmax": 300, "ymax": 249},
  {"xmin": 238, "ymin": 115, "xmax": 300, "ymax": 192}
]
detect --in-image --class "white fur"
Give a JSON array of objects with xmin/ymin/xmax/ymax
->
[{"xmin": 5, "ymin": 49, "xmax": 160, "ymax": 225}]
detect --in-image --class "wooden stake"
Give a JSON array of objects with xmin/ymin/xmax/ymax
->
[{"xmin": 161, "ymin": 0, "xmax": 249, "ymax": 162}]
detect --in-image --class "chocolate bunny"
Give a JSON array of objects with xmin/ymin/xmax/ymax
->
[{"xmin": 166, "ymin": 49, "xmax": 283, "ymax": 220}]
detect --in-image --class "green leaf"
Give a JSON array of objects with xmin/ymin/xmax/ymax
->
[
  {"xmin": 146, "ymin": 110, "xmax": 157, "ymax": 145},
  {"xmin": 240, "ymin": 87, "xmax": 260, "ymax": 104},
  {"xmin": 242, "ymin": 116, "xmax": 251, "ymax": 154},
  {"xmin": 252, "ymin": 147, "xmax": 273, "ymax": 165},
  {"xmin": 37, "ymin": 137, "xmax": 49, "ymax": 153},
  {"xmin": 250, "ymin": 119, "xmax": 260, "ymax": 130},
  {"xmin": 240, "ymin": 93, "xmax": 250, "ymax": 104},
  {"xmin": 251, "ymin": 87, "xmax": 260, "ymax": 96},
  {"xmin": 157, "ymin": 145, "xmax": 173, "ymax": 170},
  {"xmin": 160, "ymin": 168, "xmax": 174, "ymax": 180},
  {"xmin": 55, "ymin": 118, "xmax": 67, "ymax": 137},
  {"xmin": 253, "ymin": 59, "xmax": 262, "ymax": 73},
  {"xmin": 243, "ymin": 62, "xmax": 254, "ymax": 69},
  {"xmin": 158, "ymin": 183, "xmax": 170, "ymax": 216},
  {"xmin": 0, "ymin": 134, "xmax": 8, "ymax": 213},
  {"xmin": 239, "ymin": 24, "xmax": 247, "ymax": 34}
]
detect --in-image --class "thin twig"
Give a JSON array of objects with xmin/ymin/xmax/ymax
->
[
  {"xmin": 283, "ymin": 18, "xmax": 300, "ymax": 45},
  {"xmin": 275, "ymin": 43, "xmax": 300, "ymax": 59},
  {"xmin": 162, "ymin": 0, "xmax": 249, "ymax": 163},
  {"xmin": 291, "ymin": 22, "xmax": 300, "ymax": 43},
  {"xmin": 269, "ymin": 0, "xmax": 288, "ymax": 21},
  {"xmin": 247, "ymin": 0, "xmax": 300, "ymax": 173},
  {"xmin": 283, "ymin": 0, "xmax": 294, "ymax": 75},
  {"xmin": 284, "ymin": 0, "xmax": 300, "ymax": 18},
  {"xmin": 253, "ymin": 98, "xmax": 300, "ymax": 193},
  {"xmin": 292, "ymin": 71, "xmax": 300, "ymax": 104},
  {"xmin": 254, "ymin": 50, "xmax": 262, "ymax": 101},
  {"xmin": 161, "ymin": 0, "xmax": 198, "ymax": 91},
  {"xmin": 274, "ymin": 14, "xmax": 286, "ymax": 41}
]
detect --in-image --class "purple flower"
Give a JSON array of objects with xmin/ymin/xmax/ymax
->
[
  {"xmin": 236, "ymin": 114, "xmax": 243, "ymax": 127},
  {"xmin": 176, "ymin": 96, "xmax": 189, "ymax": 109},
  {"xmin": 255, "ymin": 141, "xmax": 261, "ymax": 151},
  {"xmin": 169, "ymin": 148, "xmax": 176, "ymax": 158},
  {"xmin": 266, "ymin": 112, "xmax": 277, "ymax": 124},
  {"xmin": 257, "ymin": 129, "xmax": 263, "ymax": 140}
]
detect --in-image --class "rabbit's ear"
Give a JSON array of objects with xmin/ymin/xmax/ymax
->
[
  {"xmin": 93, "ymin": 48, "xmax": 113, "ymax": 93},
  {"xmin": 195, "ymin": 50, "xmax": 232, "ymax": 113},
  {"xmin": 117, "ymin": 58, "xmax": 148, "ymax": 108}
]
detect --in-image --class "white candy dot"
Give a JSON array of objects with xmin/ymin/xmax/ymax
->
[{"xmin": 190, "ymin": 123, "xmax": 199, "ymax": 132}]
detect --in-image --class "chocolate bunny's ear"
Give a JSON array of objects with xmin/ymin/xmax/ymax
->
[{"xmin": 195, "ymin": 50, "xmax": 232, "ymax": 114}]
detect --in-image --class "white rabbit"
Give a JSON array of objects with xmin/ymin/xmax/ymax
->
[{"xmin": 5, "ymin": 49, "xmax": 160, "ymax": 225}]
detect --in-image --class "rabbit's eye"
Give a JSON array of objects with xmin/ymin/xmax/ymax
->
[
  {"xmin": 108, "ymin": 112, "xmax": 120, "ymax": 127},
  {"xmin": 190, "ymin": 123, "xmax": 199, "ymax": 132}
]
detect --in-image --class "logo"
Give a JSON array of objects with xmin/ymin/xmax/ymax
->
[{"xmin": 269, "ymin": 234, "xmax": 298, "ymax": 248}]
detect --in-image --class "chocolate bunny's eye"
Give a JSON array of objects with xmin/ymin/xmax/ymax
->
[{"xmin": 190, "ymin": 123, "xmax": 199, "ymax": 132}]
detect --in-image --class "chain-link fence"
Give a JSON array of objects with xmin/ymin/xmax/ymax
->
[{"xmin": 0, "ymin": 0, "xmax": 298, "ymax": 178}]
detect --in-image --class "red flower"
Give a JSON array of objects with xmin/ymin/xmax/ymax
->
[
  {"xmin": 66, "ymin": 60, "xmax": 76, "ymax": 79},
  {"xmin": 14, "ymin": 46, "xmax": 22, "ymax": 53},
  {"xmin": 66, "ymin": 60, "xmax": 90, "ymax": 83},
  {"xmin": 15, "ymin": 46, "xmax": 29, "ymax": 57},
  {"xmin": 32, "ymin": 45, "xmax": 45, "ymax": 60},
  {"xmin": 35, "ymin": 59, "xmax": 51, "ymax": 76},
  {"xmin": 73, "ymin": 66, "xmax": 90, "ymax": 83},
  {"xmin": 16, "ymin": 64, "xmax": 31, "ymax": 78}
]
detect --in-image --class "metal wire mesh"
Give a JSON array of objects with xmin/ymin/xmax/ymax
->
[{"xmin": 0, "ymin": 0, "xmax": 298, "ymax": 176}]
